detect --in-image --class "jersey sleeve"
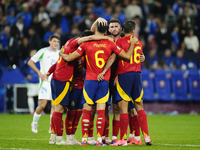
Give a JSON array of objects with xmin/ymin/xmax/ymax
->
[
  {"xmin": 111, "ymin": 41, "xmax": 123, "ymax": 55},
  {"xmin": 31, "ymin": 48, "xmax": 45, "ymax": 63},
  {"xmin": 48, "ymin": 62, "xmax": 56, "ymax": 74},
  {"xmin": 76, "ymin": 43, "xmax": 85, "ymax": 56}
]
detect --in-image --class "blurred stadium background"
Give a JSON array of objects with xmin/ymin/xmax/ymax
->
[{"xmin": 0, "ymin": 0, "xmax": 200, "ymax": 114}]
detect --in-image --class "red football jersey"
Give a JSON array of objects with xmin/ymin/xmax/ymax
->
[
  {"xmin": 76, "ymin": 40, "xmax": 122, "ymax": 82},
  {"xmin": 73, "ymin": 56, "xmax": 84, "ymax": 89},
  {"xmin": 116, "ymin": 35, "xmax": 143, "ymax": 75},
  {"xmin": 51, "ymin": 38, "xmax": 79, "ymax": 82}
]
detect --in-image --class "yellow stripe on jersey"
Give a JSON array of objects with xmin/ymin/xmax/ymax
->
[
  {"xmin": 134, "ymin": 89, "xmax": 143, "ymax": 102},
  {"xmin": 54, "ymin": 81, "xmax": 70, "ymax": 105},
  {"xmin": 83, "ymin": 87, "xmax": 94, "ymax": 105},
  {"xmin": 116, "ymin": 79, "xmax": 131, "ymax": 101},
  {"xmin": 96, "ymin": 90, "xmax": 109, "ymax": 103},
  {"xmin": 69, "ymin": 75, "xmax": 73, "ymax": 82},
  {"xmin": 85, "ymin": 55, "xmax": 92, "ymax": 70}
]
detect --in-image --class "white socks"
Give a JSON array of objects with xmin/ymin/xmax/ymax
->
[
  {"xmin": 33, "ymin": 112, "xmax": 41, "ymax": 123},
  {"xmin": 28, "ymin": 97, "xmax": 34, "ymax": 112}
]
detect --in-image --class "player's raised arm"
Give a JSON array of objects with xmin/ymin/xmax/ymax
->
[
  {"xmin": 59, "ymin": 50, "xmax": 81, "ymax": 62},
  {"xmin": 91, "ymin": 17, "xmax": 107, "ymax": 33},
  {"xmin": 97, "ymin": 53, "xmax": 117, "ymax": 81},
  {"xmin": 28, "ymin": 59, "xmax": 45, "ymax": 80},
  {"xmin": 118, "ymin": 36, "xmax": 138, "ymax": 60}
]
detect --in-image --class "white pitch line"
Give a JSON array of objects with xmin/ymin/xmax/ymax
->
[
  {"xmin": 0, "ymin": 147, "xmax": 41, "ymax": 150},
  {"xmin": 155, "ymin": 143, "xmax": 200, "ymax": 148}
]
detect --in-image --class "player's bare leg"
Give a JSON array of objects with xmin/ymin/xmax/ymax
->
[
  {"xmin": 49, "ymin": 101, "xmax": 55, "ymax": 133},
  {"xmin": 111, "ymin": 103, "xmax": 120, "ymax": 143},
  {"xmin": 135, "ymin": 100, "xmax": 153, "ymax": 146},
  {"xmin": 31, "ymin": 99, "xmax": 47, "ymax": 133}
]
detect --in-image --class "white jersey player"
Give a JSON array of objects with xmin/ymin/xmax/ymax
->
[{"xmin": 28, "ymin": 34, "xmax": 60, "ymax": 133}]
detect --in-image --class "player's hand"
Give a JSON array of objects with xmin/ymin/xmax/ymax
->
[
  {"xmin": 45, "ymin": 72, "xmax": 50, "ymax": 80},
  {"xmin": 97, "ymin": 72, "xmax": 104, "ymax": 81},
  {"xmin": 97, "ymin": 17, "xmax": 107, "ymax": 25},
  {"xmin": 114, "ymin": 75, "xmax": 118, "ymax": 86},
  {"xmin": 140, "ymin": 53, "xmax": 145, "ymax": 62},
  {"xmin": 130, "ymin": 36, "xmax": 138, "ymax": 44},
  {"xmin": 38, "ymin": 72, "xmax": 46, "ymax": 81}
]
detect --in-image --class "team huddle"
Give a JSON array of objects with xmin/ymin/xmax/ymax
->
[{"xmin": 28, "ymin": 17, "xmax": 153, "ymax": 146}]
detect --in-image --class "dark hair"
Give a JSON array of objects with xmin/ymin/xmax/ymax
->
[
  {"xmin": 97, "ymin": 22, "xmax": 108, "ymax": 34},
  {"xmin": 80, "ymin": 29, "xmax": 93, "ymax": 37},
  {"xmin": 49, "ymin": 34, "xmax": 60, "ymax": 41},
  {"xmin": 123, "ymin": 20, "xmax": 136, "ymax": 33},
  {"xmin": 108, "ymin": 18, "xmax": 121, "ymax": 26}
]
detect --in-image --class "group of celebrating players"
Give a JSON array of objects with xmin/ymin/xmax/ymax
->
[{"xmin": 28, "ymin": 17, "xmax": 153, "ymax": 146}]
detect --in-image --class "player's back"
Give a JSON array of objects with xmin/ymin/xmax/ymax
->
[
  {"xmin": 116, "ymin": 35, "xmax": 143, "ymax": 75},
  {"xmin": 79, "ymin": 39, "xmax": 116, "ymax": 82}
]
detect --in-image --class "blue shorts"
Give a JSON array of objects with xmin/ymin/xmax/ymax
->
[
  {"xmin": 128, "ymin": 100, "xmax": 135, "ymax": 109},
  {"xmin": 109, "ymin": 80, "xmax": 117, "ymax": 104},
  {"xmin": 69, "ymin": 88, "xmax": 83, "ymax": 109},
  {"xmin": 115, "ymin": 72, "xmax": 143, "ymax": 102},
  {"xmin": 82, "ymin": 80, "xmax": 110, "ymax": 105},
  {"xmin": 51, "ymin": 78, "xmax": 70, "ymax": 107}
]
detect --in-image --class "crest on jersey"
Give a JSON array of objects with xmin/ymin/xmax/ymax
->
[{"xmin": 117, "ymin": 46, "xmax": 121, "ymax": 50}]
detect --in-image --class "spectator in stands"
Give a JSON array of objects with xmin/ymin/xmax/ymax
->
[
  {"xmin": 43, "ymin": 23, "xmax": 56, "ymax": 46},
  {"xmin": 38, "ymin": 19, "xmax": 48, "ymax": 40},
  {"xmin": 155, "ymin": 21, "xmax": 172, "ymax": 54},
  {"xmin": 28, "ymin": 26, "xmax": 42, "ymax": 52},
  {"xmin": 112, "ymin": 4, "xmax": 126, "ymax": 25},
  {"xmin": 72, "ymin": 8, "xmax": 84, "ymax": 26},
  {"xmin": 178, "ymin": 17, "xmax": 189, "ymax": 43},
  {"xmin": 11, "ymin": 14, "xmax": 27, "ymax": 39},
  {"xmin": 0, "ymin": 26, "xmax": 10, "ymax": 65},
  {"xmin": 30, "ymin": 15, "xmax": 43, "ymax": 36},
  {"xmin": 93, "ymin": 1, "xmax": 106, "ymax": 17},
  {"xmin": 133, "ymin": 15, "xmax": 141, "ymax": 38},
  {"xmin": 46, "ymin": 0, "xmax": 63, "ymax": 23},
  {"xmin": 171, "ymin": 25, "xmax": 179, "ymax": 50},
  {"xmin": 19, "ymin": 37, "xmax": 29, "ymax": 60},
  {"xmin": 38, "ymin": 5, "xmax": 50, "ymax": 25},
  {"xmin": 7, "ymin": 27, "xmax": 20, "ymax": 67},
  {"xmin": 151, "ymin": 0, "xmax": 166, "ymax": 17},
  {"xmin": 174, "ymin": 49, "xmax": 187, "ymax": 70},
  {"xmin": 161, "ymin": 48, "xmax": 175, "ymax": 70},
  {"xmin": 101, "ymin": 6, "xmax": 112, "ymax": 22},
  {"xmin": 184, "ymin": 28, "xmax": 199, "ymax": 53},
  {"xmin": 172, "ymin": 0, "xmax": 182, "ymax": 15},
  {"xmin": 165, "ymin": 6, "xmax": 176, "ymax": 32},
  {"xmin": 125, "ymin": 0, "xmax": 143, "ymax": 20},
  {"xmin": 145, "ymin": 48, "xmax": 159, "ymax": 70},
  {"xmin": 0, "ymin": 15, "xmax": 8, "ymax": 33},
  {"xmin": 6, "ymin": 7, "xmax": 16, "ymax": 26},
  {"xmin": 139, "ymin": 0, "xmax": 151, "ymax": 20},
  {"xmin": 17, "ymin": 3, "xmax": 33, "ymax": 29}
]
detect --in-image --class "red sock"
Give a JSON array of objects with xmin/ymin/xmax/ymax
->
[
  {"xmin": 138, "ymin": 110, "xmax": 149, "ymax": 136},
  {"xmin": 112, "ymin": 120, "xmax": 120, "ymax": 137},
  {"xmin": 72, "ymin": 110, "xmax": 82, "ymax": 134},
  {"xmin": 129, "ymin": 116, "xmax": 134, "ymax": 134},
  {"xmin": 81, "ymin": 109, "xmax": 91, "ymax": 138},
  {"xmin": 104, "ymin": 114, "xmax": 109, "ymax": 137},
  {"xmin": 66, "ymin": 110, "xmax": 76, "ymax": 135},
  {"xmin": 51, "ymin": 112, "xmax": 56, "ymax": 134},
  {"xmin": 133, "ymin": 115, "xmax": 140, "ymax": 136},
  {"xmin": 96, "ymin": 110, "xmax": 105, "ymax": 138},
  {"xmin": 88, "ymin": 114, "xmax": 95, "ymax": 137},
  {"xmin": 120, "ymin": 113, "xmax": 129, "ymax": 140},
  {"xmin": 53, "ymin": 112, "xmax": 63, "ymax": 136}
]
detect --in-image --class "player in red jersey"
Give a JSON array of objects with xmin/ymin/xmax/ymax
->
[
  {"xmin": 59, "ymin": 22, "xmax": 138, "ymax": 146},
  {"xmin": 110, "ymin": 20, "xmax": 152, "ymax": 146},
  {"xmin": 65, "ymin": 55, "xmax": 85, "ymax": 145},
  {"xmin": 46, "ymin": 30, "xmax": 110, "ymax": 145}
]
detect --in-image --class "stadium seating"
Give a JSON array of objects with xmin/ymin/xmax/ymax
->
[
  {"xmin": 154, "ymin": 70, "xmax": 174, "ymax": 102},
  {"xmin": 0, "ymin": 67, "xmax": 26, "ymax": 84},
  {"xmin": 188, "ymin": 70, "xmax": 200, "ymax": 101},
  {"xmin": 170, "ymin": 70, "xmax": 190, "ymax": 101},
  {"xmin": 142, "ymin": 69, "xmax": 157, "ymax": 101}
]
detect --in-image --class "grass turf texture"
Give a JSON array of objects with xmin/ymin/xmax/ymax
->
[{"xmin": 0, "ymin": 114, "xmax": 200, "ymax": 150}]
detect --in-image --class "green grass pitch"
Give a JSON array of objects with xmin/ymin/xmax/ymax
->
[{"xmin": 0, "ymin": 114, "xmax": 200, "ymax": 150}]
